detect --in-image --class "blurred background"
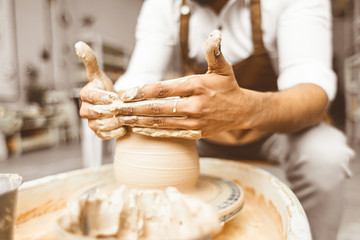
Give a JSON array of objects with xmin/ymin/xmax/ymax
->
[
  {"xmin": 0, "ymin": 0, "xmax": 359, "ymax": 239},
  {"xmin": 0, "ymin": 0, "xmax": 144, "ymax": 173}
]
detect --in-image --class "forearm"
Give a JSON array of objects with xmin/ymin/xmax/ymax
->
[
  {"xmin": 242, "ymin": 83, "xmax": 328, "ymax": 133},
  {"xmin": 106, "ymin": 31, "xmax": 331, "ymax": 138}
]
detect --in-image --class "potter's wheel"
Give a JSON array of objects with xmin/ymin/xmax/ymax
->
[
  {"xmin": 15, "ymin": 159, "xmax": 311, "ymax": 240},
  {"xmin": 187, "ymin": 175, "xmax": 244, "ymax": 222},
  {"xmin": 69, "ymin": 175, "xmax": 244, "ymax": 223}
]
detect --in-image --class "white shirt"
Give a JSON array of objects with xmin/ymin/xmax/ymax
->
[{"xmin": 115, "ymin": 0, "xmax": 336, "ymax": 102}]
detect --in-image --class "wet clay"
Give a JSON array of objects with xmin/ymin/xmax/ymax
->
[
  {"xmin": 114, "ymin": 133, "xmax": 199, "ymax": 191},
  {"xmin": 15, "ymin": 210, "xmax": 61, "ymax": 240},
  {"xmin": 14, "ymin": 185, "xmax": 284, "ymax": 240},
  {"xmin": 15, "ymin": 199, "xmax": 67, "ymax": 225},
  {"xmin": 58, "ymin": 186, "xmax": 221, "ymax": 239},
  {"xmin": 214, "ymin": 186, "xmax": 284, "ymax": 240}
]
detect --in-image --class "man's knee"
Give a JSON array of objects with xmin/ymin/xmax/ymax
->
[
  {"xmin": 304, "ymin": 148, "xmax": 352, "ymax": 193},
  {"xmin": 294, "ymin": 125, "xmax": 354, "ymax": 193}
]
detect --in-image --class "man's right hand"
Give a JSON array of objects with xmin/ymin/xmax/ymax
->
[{"xmin": 75, "ymin": 41, "xmax": 127, "ymax": 139}]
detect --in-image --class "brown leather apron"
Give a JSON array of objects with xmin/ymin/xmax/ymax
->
[{"xmin": 180, "ymin": 0, "xmax": 278, "ymax": 146}]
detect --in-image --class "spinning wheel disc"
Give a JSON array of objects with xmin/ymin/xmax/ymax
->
[
  {"xmin": 187, "ymin": 175, "xmax": 244, "ymax": 222},
  {"xmin": 70, "ymin": 174, "xmax": 244, "ymax": 223}
]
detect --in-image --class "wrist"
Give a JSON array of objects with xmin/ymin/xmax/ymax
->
[{"xmin": 236, "ymin": 89, "xmax": 272, "ymax": 130}]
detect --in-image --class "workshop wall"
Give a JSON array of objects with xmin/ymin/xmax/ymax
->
[
  {"xmin": 12, "ymin": 0, "xmax": 143, "ymax": 108},
  {"xmin": 0, "ymin": 0, "xmax": 144, "ymax": 156}
]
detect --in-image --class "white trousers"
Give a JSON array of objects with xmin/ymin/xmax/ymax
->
[
  {"xmin": 260, "ymin": 123, "xmax": 354, "ymax": 240},
  {"xmin": 198, "ymin": 123, "xmax": 355, "ymax": 240}
]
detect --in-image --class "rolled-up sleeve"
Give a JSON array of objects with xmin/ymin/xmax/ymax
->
[
  {"xmin": 114, "ymin": 0, "xmax": 178, "ymax": 91},
  {"xmin": 277, "ymin": 0, "xmax": 337, "ymax": 102}
]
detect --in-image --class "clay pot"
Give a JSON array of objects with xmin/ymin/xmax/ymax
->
[{"xmin": 114, "ymin": 133, "xmax": 199, "ymax": 191}]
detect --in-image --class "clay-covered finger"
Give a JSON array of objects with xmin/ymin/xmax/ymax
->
[
  {"xmin": 205, "ymin": 30, "xmax": 222, "ymax": 67},
  {"xmin": 75, "ymin": 42, "xmax": 115, "ymax": 92},
  {"xmin": 80, "ymin": 85, "xmax": 119, "ymax": 104},
  {"xmin": 205, "ymin": 30, "xmax": 233, "ymax": 75},
  {"xmin": 75, "ymin": 41, "xmax": 100, "ymax": 77},
  {"xmin": 96, "ymin": 127, "xmax": 127, "ymax": 139},
  {"xmin": 87, "ymin": 102, "xmax": 121, "ymax": 117},
  {"xmin": 118, "ymin": 98, "xmax": 197, "ymax": 117},
  {"xmin": 117, "ymin": 116, "xmax": 202, "ymax": 130},
  {"xmin": 132, "ymin": 127, "xmax": 202, "ymax": 140},
  {"xmin": 120, "ymin": 76, "xmax": 203, "ymax": 102},
  {"xmin": 80, "ymin": 102, "xmax": 118, "ymax": 119},
  {"xmin": 89, "ymin": 117, "xmax": 123, "ymax": 131},
  {"xmin": 87, "ymin": 97, "xmax": 200, "ymax": 118}
]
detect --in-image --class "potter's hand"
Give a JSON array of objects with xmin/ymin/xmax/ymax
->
[
  {"xmin": 76, "ymin": 41, "xmax": 127, "ymax": 139},
  {"xmin": 113, "ymin": 30, "xmax": 250, "ymax": 137}
]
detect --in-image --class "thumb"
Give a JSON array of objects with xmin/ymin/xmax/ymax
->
[
  {"xmin": 75, "ymin": 41, "xmax": 115, "ymax": 92},
  {"xmin": 75, "ymin": 41, "xmax": 101, "ymax": 78},
  {"xmin": 205, "ymin": 30, "xmax": 233, "ymax": 75}
]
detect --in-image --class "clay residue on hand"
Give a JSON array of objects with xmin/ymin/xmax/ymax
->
[
  {"xmin": 89, "ymin": 98, "xmax": 184, "ymax": 116},
  {"xmin": 89, "ymin": 97, "xmax": 202, "ymax": 139},
  {"xmin": 59, "ymin": 185, "xmax": 221, "ymax": 240},
  {"xmin": 205, "ymin": 30, "xmax": 222, "ymax": 66},
  {"xmin": 75, "ymin": 41, "xmax": 99, "ymax": 73},
  {"xmin": 121, "ymin": 78, "xmax": 191, "ymax": 102},
  {"xmin": 88, "ymin": 88, "xmax": 120, "ymax": 104},
  {"xmin": 74, "ymin": 41, "xmax": 89, "ymax": 60},
  {"xmin": 121, "ymin": 86, "xmax": 141, "ymax": 102},
  {"xmin": 96, "ymin": 127, "xmax": 127, "ymax": 139},
  {"xmin": 132, "ymin": 127, "xmax": 202, "ymax": 139}
]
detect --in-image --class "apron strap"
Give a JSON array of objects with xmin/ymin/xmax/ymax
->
[
  {"xmin": 180, "ymin": 0, "xmax": 267, "ymax": 72},
  {"xmin": 180, "ymin": 0, "xmax": 209, "ymax": 74},
  {"xmin": 180, "ymin": 0, "xmax": 195, "ymax": 73},
  {"xmin": 250, "ymin": 0, "xmax": 266, "ymax": 54}
]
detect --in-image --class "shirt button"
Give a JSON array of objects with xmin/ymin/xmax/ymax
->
[{"xmin": 180, "ymin": 5, "xmax": 190, "ymax": 15}]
